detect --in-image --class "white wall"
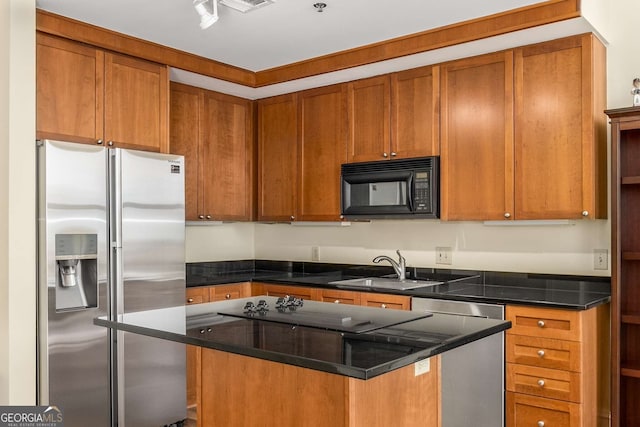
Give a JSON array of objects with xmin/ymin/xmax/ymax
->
[{"xmin": 0, "ymin": 0, "xmax": 36, "ymax": 404}]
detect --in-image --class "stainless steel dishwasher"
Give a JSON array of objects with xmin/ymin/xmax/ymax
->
[{"xmin": 411, "ymin": 297, "xmax": 504, "ymax": 427}]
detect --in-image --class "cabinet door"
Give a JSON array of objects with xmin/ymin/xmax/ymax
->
[
  {"xmin": 36, "ymin": 33, "xmax": 104, "ymax": 144},
  {"xmin": 170, "ymin": 82, "xmax": 201, "ymax": 221},
  {"xmin": 391, "ymin": 65, "xmax": 440, "ymax": 158},
  {"xmin": 200, "ymin": 91, "xmax": 253, "ymax": 220},
  {"xmin": 347, "ymin": 76, "xmax": 390, "ymax": 163},
  {"xmin": 104, "ymin": 52, "xmax": 169, "ymax": 152},
  {"xmin": 298, "ymin": 84, "xmax": 348, "ymax": 221},
  {"xmin": 257, "ymin": 94, "xmax": 298, "ymax": 221},
  {"xmin": 514, "ymin": 34, "xmax": 607, "ymax": 220},
  {"xmin": 440, "ymin": 51, "xmax": 515, "ymax": 220}
]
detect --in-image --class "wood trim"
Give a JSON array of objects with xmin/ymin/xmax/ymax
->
[
  {"xmin": 254, "ymin": 0, "xmax": 581, "ymax": 86},
  {"xmin": 38, "ymin": 0, "xmax": 580, "ymax": 88},
  {"xmin": 36, "ymin": 9, "xmax": 256, "ymax": 87}
]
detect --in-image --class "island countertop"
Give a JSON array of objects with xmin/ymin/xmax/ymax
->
[{"xmin": 95, "ymin": 296, "xmax": 511, "ymax": 380}]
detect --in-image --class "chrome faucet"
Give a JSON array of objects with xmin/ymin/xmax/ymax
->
[{"xmin": 372, "ymin": 250, "xmax": 406, "ymax": 280}]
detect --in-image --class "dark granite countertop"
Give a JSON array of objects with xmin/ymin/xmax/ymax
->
[
  {"xmin": 187, "ymin": 260, "xmax": 611, "ymax": 310},
  {"xmin": 95, "ymin": 296, "xmax": 511, "ymax": 380}
]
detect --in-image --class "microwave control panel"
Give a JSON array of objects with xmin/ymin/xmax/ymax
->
[{"xmin": 414, "ymin": 171, "xmax": 432, "ymax": 212}]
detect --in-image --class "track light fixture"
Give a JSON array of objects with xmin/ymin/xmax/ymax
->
[{"xmin": 193, "ymin": 0, "xmax": 219, "ymax": 29}]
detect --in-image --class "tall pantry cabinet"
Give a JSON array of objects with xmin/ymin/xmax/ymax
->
[{"xmin": 607, "ymin": 107, "xmax": 640, "ymax": 427}]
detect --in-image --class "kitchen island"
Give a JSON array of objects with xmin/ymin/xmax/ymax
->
[{"xmin": 96, "ymin": 296, "xmax": 511, "ymax": 427}]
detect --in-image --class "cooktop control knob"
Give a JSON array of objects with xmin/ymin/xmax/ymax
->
[
  {"xmin": 243, "ymin": 302, "xmax": 257, "ymax": 314},
  {"xmin": 256, "ymin": 299, "xmax": 269, "ymax": 313}
]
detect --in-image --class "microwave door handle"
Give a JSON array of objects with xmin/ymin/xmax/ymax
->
[{"xmin": 408, "ymin": 175, "xmax": 414, "ymax": 212}]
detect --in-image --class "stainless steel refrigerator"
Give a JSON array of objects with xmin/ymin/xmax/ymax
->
[{"xmin": 37, "ymin": 139, "xmax": 187, "ymax": 427}]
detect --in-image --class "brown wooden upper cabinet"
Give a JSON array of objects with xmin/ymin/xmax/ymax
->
[
  {"xmin": 346, "ymin": 67, "xmax": 439, "ymax": 163},
  {"xmin": 257, "ymin": 93, "xmax": 298, "ymax": 221},
  {"xmin": 513, "ymin": 33, "xmax": 607, "ymax": 220},
  {"xmin": 170, "ymin": 82, "xmax": 253, "ymax": 221},
  {"xmin": 440, "ymin": 51, "xmax": 515, "ymax": 221},
  {"xmin": 257, "ymin": 85, "xmax": 347, "ymax": 222},
  {"xmin": 298, "ymin": 84, "xmax": 348, "ymax": 221},
  {"xmin": 37, "ymin": 33, "xmax": 169, "ymax": 152},
  {"xmin": 441, "ymin": 34, "xmax": 606, "ymax": 221}
]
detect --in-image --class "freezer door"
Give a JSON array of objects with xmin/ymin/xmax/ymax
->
[
  {"xmin": 111, "ymin": 148, "xmax": 186, "ymax": 427},
  {"xmin": 37, "ymin": 140, "xmax": 110, "ymax": 427}
]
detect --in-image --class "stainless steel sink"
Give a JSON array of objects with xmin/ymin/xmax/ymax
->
[{"xmin": 329, "ymin": 277, "xmax": 443, "ymax": 291}]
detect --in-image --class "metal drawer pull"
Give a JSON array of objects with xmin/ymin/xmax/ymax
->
[
  {"xmin": 381, "ymin": 304, "xmax": 387, "ymax": 309},
  {"xmin": 537, "ymin": 379, "xmax": 545, "ymax": 387},
  {"xmin": 334, "ymin": 300, "xmax": 340, "ymax": 304},
  {"xmin": 538, "ymin": 350, "xmax": 545, "ymax": 358},
  {"xmin": 537, "ymin": 320, "xmax": 545, "ymax": 328},
  {"xmin": 187, "ymin": 298, "xmax": 194, "ymax": 303},
  {"xmin": 538, "ymin": 421, "xmax": 545, "ymax": 427},
  {"xmin": 225, "ymin": 294, "xmax": 231, "ymax": 299}
]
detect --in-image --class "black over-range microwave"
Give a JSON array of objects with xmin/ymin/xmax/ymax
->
[{"xmin": 340, "ymin": 156, "xmax": 439, "ymax": 219}]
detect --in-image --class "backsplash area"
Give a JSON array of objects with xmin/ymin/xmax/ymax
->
[{"xmin": 186, "ymin": 219, "xmax": 610, "ymax": 277}]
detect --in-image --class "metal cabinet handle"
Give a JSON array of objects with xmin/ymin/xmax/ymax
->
[
  {"xmin": 382, "ymin": 152, "xmax": 388, "ymax": 158},
  {"xmin": 390, "ymin": 152, "xmax": 397, "ymax": 157},
  {"xmin": 537, "ymin": 320, "xmax": 545, "ymax": 328},
  {"xmin": 97, "ymin": 139, "xmax": 104, "ymax": 145},
  {"xmin": 582, "ymin": 210, "xmax": 589, "ymax": 217},
  {"xmin": 381, "ymin": 304, "xmax": 387, "ymax": 309},
  {"xmin": 187, "ymin": 298, "xmax": 194, "ymax": 303},
  {"xmin": 290, "ymin": 215, "xmax": 295, "ymax": 220},
  {"xmin": 225, "ymin": 294, "xmax": 231, "ymax": 299},
  {"xmin": 198, "ymin": 215, "xmax": 205, "ymax": 219},
  {"xmin": 538, "ymin": 421, "xmax": 545, "ymax": 427},
  {"xmin": 537, "ymin": 379, "xmax": 545, "ymax": 387},
  {"xmin": 206, "ymin": 215, "xmax": 212, "ymax": 219},
  {"xmin": 504, "ymin": 212, "xmax": 511, "ymax": 218},
  {"xmin": 107, "ymin": 140, "xmax": 114, "ymax": 147},
  {"xmin": 334, "ymin": 300, "xmax": 340, "ymax": 304},
  {"xmin": 538, "ymin": 350, "xmax": 545, "ymax": 358}
]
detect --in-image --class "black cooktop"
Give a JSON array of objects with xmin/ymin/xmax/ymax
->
[{"xmin": 217, "ymin": 296, "xmax": 432, "ymax": 333}]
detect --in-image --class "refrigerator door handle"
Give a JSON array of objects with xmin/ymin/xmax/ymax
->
[{"xmin": 109, "ymin": 148, "xmax": 123, "ymax": 252}]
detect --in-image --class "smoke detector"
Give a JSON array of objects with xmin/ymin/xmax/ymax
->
[{"xmin": 219, "ymin": 0, "xmax": 275, "ymax": 13}]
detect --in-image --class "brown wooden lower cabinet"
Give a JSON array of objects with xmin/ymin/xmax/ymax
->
[
  {"xmin": 505, "ymin": 304, "xmax": 610, "ymax": 427},
  {"xmin": 201, "ymin": 348, "xmax": 440, "ymax": 427},
  {"xmin": 185, "ymin": 283, "xmax": 250, "ymax": 427},
  {"xmin": 252, "ymin": 282, "xmax": 411, "ymax": 311}
]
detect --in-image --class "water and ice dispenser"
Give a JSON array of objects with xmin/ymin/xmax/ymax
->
[{"xmin": 55, "ymin": 234, "xmax": 98, "ymax": 311}]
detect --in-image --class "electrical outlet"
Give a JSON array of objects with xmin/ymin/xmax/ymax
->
[
  {"xmin": 311, "ymin": 246, "xmax": 320, "ymax": 261},
  {"xmin": 594, "ymin": 249, "xmax": 608, "ymax": 270},
  {"xmin": 414, "ymin": 358, "xmax": 430, "ymax": 376},
  {"xmin": 436, "ymin": 247, "xmax": 452, "ymax": 265}
]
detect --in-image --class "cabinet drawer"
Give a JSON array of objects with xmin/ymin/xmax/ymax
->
[
  {"xmin": 259, "ymin": 284, "xmax": 320, "ymax": 301},
  {"xmin": 506, "ymin": 334, "xmax": 582, "ymax": 372},
  {"xmin": 507, "ymin": 363, "xmax": 581, "ymax": 403},
  {"xmin": 210, "ymin": 283, "xmax": 251, "ymax": 301},
  {"xmin": 319, "ymin": 289, "xmax": 360, "ymax": 305},
  {"xmin": 506, "ymin": 305, "xmax": 582, "ymax": 341},
  {"xmin": 360, "ymin": 293, "xmax": 410, "ymax": 310},
  {"xmin": 186, "ymin": 287, "xmax": 209, "ymax": 305},
  {"xmin": 506, "ymin": 392, "xmax": 582, "ymax": 427}
]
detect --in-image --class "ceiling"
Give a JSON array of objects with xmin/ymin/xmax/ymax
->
[{"xmin": 36, "ymin": 0, "xmax": 544, "ymax": 72}]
